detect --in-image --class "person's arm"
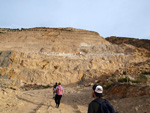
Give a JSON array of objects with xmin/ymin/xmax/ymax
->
[
  {"xmin": 54, "ymin": 87, "xmax": 57, "ymax": 93},
  {"xmin": 62, "ymin": 89, "xmax": 64, "ymax": 96},
  {"xmin": 61, "ymin": 86, "xmax": 64, "ymax": 96}
]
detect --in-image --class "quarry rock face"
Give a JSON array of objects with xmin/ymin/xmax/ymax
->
[{"xmin": 0, "ymin": 28, "xmax": 149, "ymax": 86}]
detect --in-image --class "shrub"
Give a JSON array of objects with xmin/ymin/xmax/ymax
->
[
  {"xmin": 123, "ymin": 71, "xmax": 127, "ymax": 75},
  {"xmin": 118, "ymin": 77, "xmax": 130, "ymax": 82},
  {"xmin": 142, "ymin": 71, "xmax": 150, "ymax": 75},
  {"xmin": 105, "ymin": 83, "xmax": 113, "ymax": 89},
  {"xmin": 131, "ymin": 80, "xmax": 141, "ymax": 83},
  {"xmin": 137, "ymin": 74, "xmax": 148, "ymax": 83}
]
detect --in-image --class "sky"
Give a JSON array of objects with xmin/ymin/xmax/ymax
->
[{"xmin": 0, "ymin": 0, "xmax": 150, "ymax": 39}]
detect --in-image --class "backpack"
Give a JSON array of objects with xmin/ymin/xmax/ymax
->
[
  {"xmin": 56, "ymin": 86, "xmax": 63, "ymax": 95},
  {"xmin": 94, "ymin": 99, "xmax": 116, "ymax": 113}
]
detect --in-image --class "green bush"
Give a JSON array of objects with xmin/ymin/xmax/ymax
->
[
  {"xmin": 131, "ymin": 80, "xmax": 141, "ymax": 83},
  {"xmin": 142, "ymin": 71, "xmax": 150, "ymax": 75},
  {"xmin": 137, "ymin": 74, "xmax": 148, "ymax": 83},
  {"xmin": 118, "ymin": 77, "xmax": 130, "ymax": 82},
  {"xmin": 105, "ymin": 83, "xmax": 113, "ymax": 89},
  {"xmin": 123, "ymin": 71, "xmax": 127, "ymax": 75},
  {"xmin": 118, "ymin": 74, "xmax": 148, "ymax": 83}
]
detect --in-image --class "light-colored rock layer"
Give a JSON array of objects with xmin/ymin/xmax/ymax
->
[{"xmin": 0, "ymin": 28, "xmax": 149, "ymax": 86}]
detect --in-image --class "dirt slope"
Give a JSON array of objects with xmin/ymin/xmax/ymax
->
[{"xmin": 106, "ymin": 36, "xmax": 150, "ymax": 51}]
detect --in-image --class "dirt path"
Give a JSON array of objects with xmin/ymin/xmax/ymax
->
[
  {"xmin": 0, "ymin": 86, "xmax": 90, "ymax": 113},
  {"xmin": 1, "ymin": 85, "xmax": 150, "ymax": 113}
]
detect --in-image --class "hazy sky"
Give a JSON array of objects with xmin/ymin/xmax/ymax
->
[{"xmin": 0, "ymin": 0, "xmax": 150, "ymax": 39}]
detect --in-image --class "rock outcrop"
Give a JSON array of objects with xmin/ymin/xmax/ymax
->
[
  {"xmin": 0, "ymin": 28, "xmax": 149, "ymax": 86},
  {"xmin": 106, "ymin": 36, "xmax": 150, "ymax": 51}
]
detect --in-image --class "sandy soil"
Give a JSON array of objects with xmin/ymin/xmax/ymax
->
[
  {"xmin": 1, "ymin": 84, "xmax": 150, "ymax": 113},
  {"xmin": 0, "ymin": 85, "xmax": 92, "ymax": 113}
]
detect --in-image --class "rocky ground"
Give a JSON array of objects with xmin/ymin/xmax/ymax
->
[{"xmin": 0, "ymin": 83, "xmax": 150, "ymax": 113}]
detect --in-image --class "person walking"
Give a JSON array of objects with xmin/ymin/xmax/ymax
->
[
  {"xmin": 88, "ymin": 84, "xmax": 116, "ymax": 113},
  {"xmin": 53, "ymin": 82, "xmax": 57, "ymax": 99},
  {"xmin": 54, "ymin": 82, "xmax": 64, "ymax": 108}
]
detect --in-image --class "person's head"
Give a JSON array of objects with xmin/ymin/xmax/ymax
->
[
  {"xmin": 92, "ymin": 84, "xmax": 103, "ymax": 98},
  {"xmin": 58, "ymin": 82, "xmax": 61, "ymax": 85},
  {"xmin": 55, "ymin": 82, "xmax": 57, "ymax": 85}
]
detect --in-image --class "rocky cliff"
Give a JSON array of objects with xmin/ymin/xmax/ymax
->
[
  {"xmin": 106, "ymin": 36, "xmax": 150, "ymax": 51},
  {"xmin": 0, "ymin": 28, "xmax": 149, "ymax": 86}
]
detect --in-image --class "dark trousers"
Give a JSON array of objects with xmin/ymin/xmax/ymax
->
[{"xmin": 55, "ymin": 95, "xmax": 62, "ymax": 107}]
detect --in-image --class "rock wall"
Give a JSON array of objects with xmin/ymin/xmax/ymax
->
[{"xmin": 0, "ymin": 28, "xmax": 149, "ymax": 86}]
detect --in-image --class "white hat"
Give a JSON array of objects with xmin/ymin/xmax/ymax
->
[{"xmin": 95, "ymin": 85, "xmax": 103, "ymax": 93}]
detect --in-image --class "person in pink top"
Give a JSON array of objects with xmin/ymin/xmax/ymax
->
[{"xmin": 54, "ymin": 82, "xmax": 64, "ymax": 108}]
